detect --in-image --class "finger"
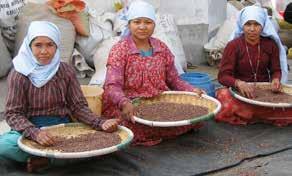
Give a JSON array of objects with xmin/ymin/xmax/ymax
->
[
  {"xmin": 243, "ymin": 89, "xmax": 251, "ymax": 98},
  {"xmin": 247, "ymin": 88, "xmax": 254, "ymax": 99},
  {"xmin": 122, "ymin": 113, "xmax": 129, "ymax": 121},
  {"xmin": 249, "ymin": 90, "xmax": 255, "ymax": 99},
  {"xmin": 130, "ymin": 116, "xmax": 135, "ymax": 124},
  {"xmin": 248, "ymin": 87, "xmax": 255, "ymax": 98},
  {"xmin": 39, "ymin": 138, "xmax": 50, "ymax": 146},
  {"xmin": 103, "ymin": 123, "xmax": 116, "ymax": 132},
  {"xmin": 128, "ymin": 110, "xmax": 135, "ymax": 123},
  {"xmin": 108, "ymin": 123, "xmax": 118, "ymax": 132},
  {"xmin": 239, "ymin": 88, "xmax": 245, "ymax": 97},
  {"xmin": 115, "ymin": 118, "xmax": 122, "ymax": 124},
  {"xmin": 276, "ymin": 83, "xmax": 281, "ymax": 90},
  {"xmin": 42, "ymin": 135, "xmax": 55, "ymax": 146},
  {"xmin": 44, "ymin": 133, "xmax": 55, "ymax": 145},
  {"xmin": 102, "ymin": 122, "xmax": 111, "ymax": 130},
  {"xmin": 37, "ymin": 139, "xmax": 46, "ymax": 146}
]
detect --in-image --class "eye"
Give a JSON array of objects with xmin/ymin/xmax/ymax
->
[
  {"xmin": 47, "ymin": 42, "xmax": 56, "ymax": 47},
  {"xmin": 145, "ymin": 21, "xmax": 153, "ymax": 25},
  {"xmin": 255, "ymin": 24, "xmax": 261, "ymax": 28},
  {"xmin": 33, "ymin": 43, "xmax": 42, "ymax": 48},
  {"xmin": 132, "ymin": 20, "xmax": 140, "ymax": 24},
  {"xmin": 245, "ymin": 22, "xmax": 251, "ymax": 26}
]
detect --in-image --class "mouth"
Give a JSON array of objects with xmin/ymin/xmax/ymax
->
[
  {"xmin": 137, "ymin": 31, "xmax": 148, "ymax": 34},
  {"xmin": 39, "ymin": 56, "xmax": 50, "ymax": 59},
  {"xmin": 247, "ymin": 33, "xmax": 259, "ymax": 37}
]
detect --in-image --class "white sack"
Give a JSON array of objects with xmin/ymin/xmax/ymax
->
[
  {"xmin": 153, "ymin": 13, "xmax": 186, "ymax": 74},
  {"xmin": 0, "ymin": 0, "xmax": 25, "ymax": 52},
  {"xmin": 72, "ymin": 49, "xmax": 94, "ymax": 78},
  {"xmin": 75, "ymin": 9, "xmax": 115, "ymax": 67},
  {"xmin": 90, "ymin": 36, "xmax": 121, "ymax": 86},
  {"xmin": 0, "ymin": 29, "xmax": 12, "ymax": 78}
]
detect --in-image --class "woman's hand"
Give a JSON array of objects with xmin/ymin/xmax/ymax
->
[
  {"xmin": 101, "ymin": 119, "xmax": 120, "ymax": 132},
  {"xmin": 271, "ymin": 78, "xmax": 281, "ymax": 92},
  {"xmin": 121, "ymin": 102, "xmax": 135, "ymax": 123},
  {"xmin": 235, "ymin": 80, "xmax": 255, "ymax": 99},
  {"xmin": 35, "ymin": 130, "xmax": 55, "ymax": 146},
  {"xmin": 192, "ymin": 88, "xmax": 206, "ymax": 97}
]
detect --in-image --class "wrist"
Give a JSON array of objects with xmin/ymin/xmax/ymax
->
[
  {"xmin": 118, "ymin": 98, "xmax": 131, "ymax": 110},
  {"xmin": 24, "ymin": 127, "xmax": 41, "ymax": 141},
  {"xmin": 92, "ymin": 118, "xmax": 106, "ymax": 130},
  {"xmin": 235, "ymin": 79, "xmax": 241, "ymax": 89}
]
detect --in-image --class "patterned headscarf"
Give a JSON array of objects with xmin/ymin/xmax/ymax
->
[
  {"xmin": 230, "ymin": 5, "xmax": 288, "ymax": 83},
  {"xmin": 12, "ymin": 21, "xmax": 61, "ymax": 87}
]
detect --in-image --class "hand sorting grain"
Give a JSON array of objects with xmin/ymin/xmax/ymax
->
[
  {"xmin": 242, "ymin": 87, "xmax": 292, "ymax": 103},
  {"xmin": 31, "ymin": 131, "xmax": 121, "ymax": 153},
  {"xmin": 134, "ymin": 102, "xmax": 209, "ymax": 121}
]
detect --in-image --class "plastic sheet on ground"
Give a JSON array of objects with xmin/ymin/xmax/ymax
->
[{"xmin": 2, "ymin": 120, "xmax": 292, "ymax": 175}]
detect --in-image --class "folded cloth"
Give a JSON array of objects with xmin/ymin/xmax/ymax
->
[
  {"xmin": 47, "ymin": 0, "xmax": 89, "ymax": 36},
  {"xmin": 72, "ymin": 49, "xmax": 94, "ymax": 78}
]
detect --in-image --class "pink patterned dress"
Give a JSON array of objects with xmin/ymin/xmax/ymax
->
[{"xmin": 102, "ymin": 36, "xmax": 202, "ymax": 146}]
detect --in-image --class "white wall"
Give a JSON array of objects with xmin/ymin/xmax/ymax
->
[
  {"xmin": 208, "ymin": 0, "xmax": 227, "ymax": 33},
  {"xmin": 158, "ymin": 0, "xmax": 208, "ymax": 25}
]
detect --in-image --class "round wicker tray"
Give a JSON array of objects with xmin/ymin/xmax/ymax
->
[
  {"xmin": 229, "ymin": 82, "xmax": 292, "ymax": 108},
  {"xmin": 132, "ymin": 91, "xmax": 222, "ymax": 127},
  {"xmin": 17, "ymin": 123, "xmax": 133, "ymax": 159}
]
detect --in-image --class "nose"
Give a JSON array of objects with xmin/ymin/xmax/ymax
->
[
  {"xmin": 40, "ymin": 47, "xmax": 48, "ymax": 53},
  {"xmin": 249, "ymin": 24, "xmax": 256, "ymax": 31},
  {"xmin": 138, "ymin": 23, "xmax": 146, "ymax": 29}
]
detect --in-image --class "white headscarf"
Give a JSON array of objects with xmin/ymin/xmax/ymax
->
[
  {"xmin": 12, "ymin": 21, "xmax": 61, "ymax": 88},
  {"xmin": 121, "ymin": 0, "xmax": 156, "ymax": 37},
  {"xmin": 230, "ymin": 5, "xmax": 288, "ymax": 83}
]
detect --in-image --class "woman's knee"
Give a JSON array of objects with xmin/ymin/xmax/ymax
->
[{"xmin": 0, "ymin": 131, "xmax": 29, "ymax": 162}]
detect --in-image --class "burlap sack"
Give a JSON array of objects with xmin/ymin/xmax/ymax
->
[
  {"xmin": 0, "ymin": 30, "xmax": 12, "ymax": 78},
  {"xmin": 14, "ymin": 3, "xmax": 76, "ymax": 63},
  {"xmin": 89, "ymin": 36, "xmax": 120, "ymax": 86}
]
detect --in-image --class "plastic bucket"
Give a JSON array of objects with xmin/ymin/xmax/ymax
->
[
  {"xmin": 80, "ymin": 85, "xmax": 104, "ymax": 116},
  {"xmin": 180, "ymin": 72, "xmax": 215, "ymax": 97}
]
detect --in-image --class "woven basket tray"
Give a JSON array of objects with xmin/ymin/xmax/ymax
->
[
  {"xmin": 132, "ymin": 91, "xmax": 221, "ymax": 127},
  {"xmin": 230, "ymin": 82, "xmax": 292, "ymax": 108},
  {"xmin": 17, "ymin": 123, "xmax": 133, "ymax": 159}
]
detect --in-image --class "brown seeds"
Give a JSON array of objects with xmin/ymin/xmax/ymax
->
[
  {"xmin": 251, "ymin": 88, "xmax": 292, "ymax": 103},
  {"xmin": 134, "ymin": 102, "xmax": 209, "ymax": 121},
  {"xmin": 32, "ymin": 131, "xmax": 121, "ymax": 152}
]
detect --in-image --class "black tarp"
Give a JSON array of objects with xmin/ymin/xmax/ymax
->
[{"xmin": 1, "ymin": 120, "xmax": 292, "ymax": 176}]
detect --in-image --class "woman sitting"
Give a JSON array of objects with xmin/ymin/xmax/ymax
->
[
  {"xmin": 0, "ymin": 21, "xmax": 119, "ymax": 172},
  {"xmin": 102, "ymin": 0, "xmax": 205, "ymax": 146},
  {"xmin": 216, "ymin": 5, "xmax": 291, "ymax": 126}
]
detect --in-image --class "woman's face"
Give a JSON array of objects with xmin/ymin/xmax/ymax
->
[
  {"xmin": 243, "ymin": 20, "xmax": 262, "ymax": 43},
  {"xmin": 129, "ymin": 17, "xmax": 155, "ymax": 41},
  {"xmin": 30, "ymin": 36, "xmax": 57, "ymax": 65}
]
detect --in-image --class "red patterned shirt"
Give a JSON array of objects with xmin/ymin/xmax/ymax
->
[
  {"xmin": 102, "ymin": 36, "xmax": 194, "ymax": 118},
  {"xmin": 5, "ymin": 62, "xmax": 102, "ymax": 140}
]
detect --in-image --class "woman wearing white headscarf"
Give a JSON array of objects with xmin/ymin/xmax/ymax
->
[
  {"xmin": 216, "ymin": 6, "xmax": 292, "ymax": 126},
  {"xmin": 0, "ymin": 21, "xmax": 119, "ymax": 172},
  {"xmin": 102, "ymin": 0, "xmax": 205, "ymax": 146}
]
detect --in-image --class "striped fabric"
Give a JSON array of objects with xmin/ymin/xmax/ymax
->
[{"xmin": 5, "ymin": 62, "xmax": 102, "ymax": 141}]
